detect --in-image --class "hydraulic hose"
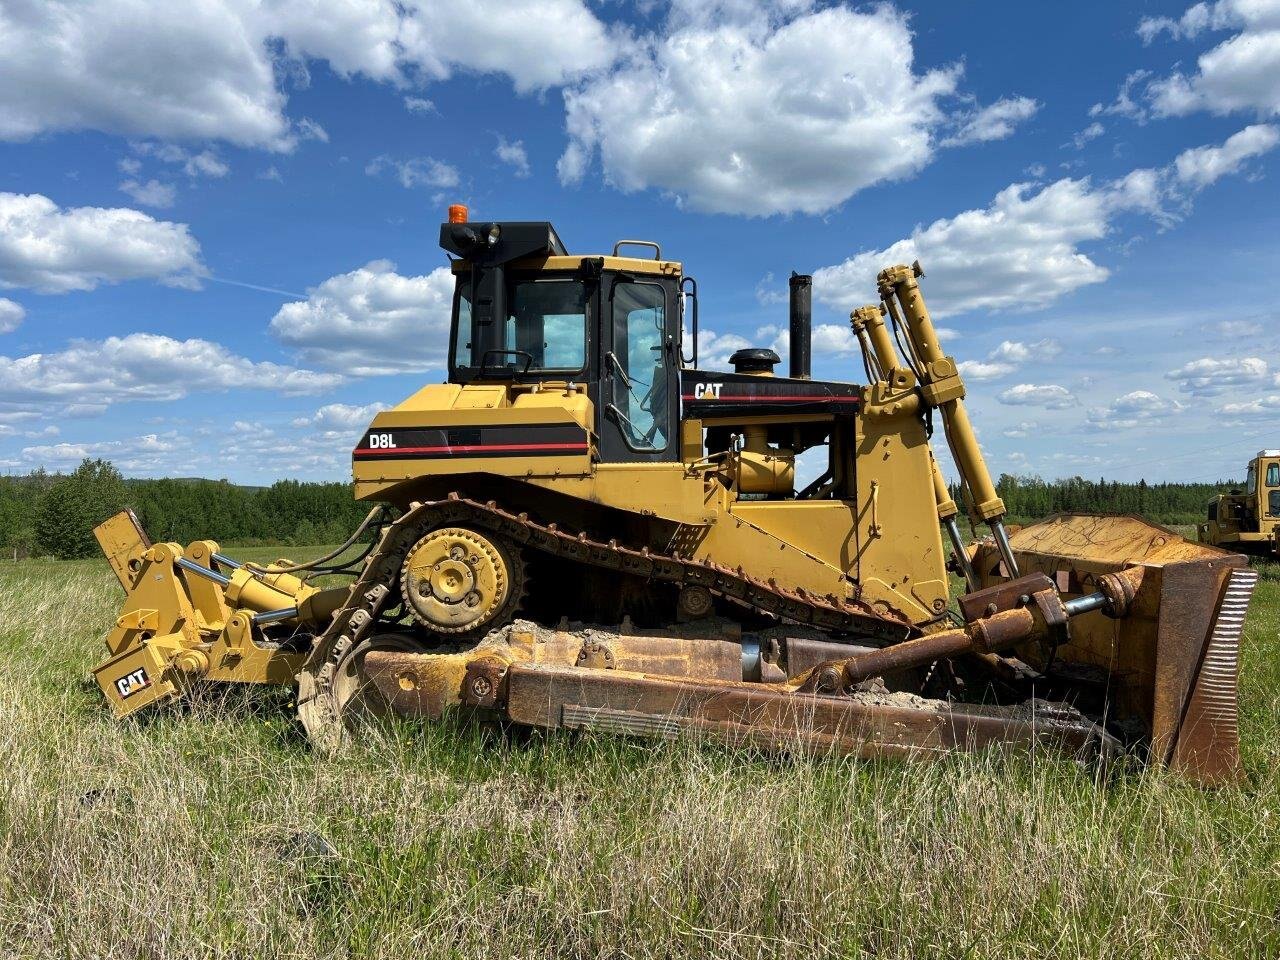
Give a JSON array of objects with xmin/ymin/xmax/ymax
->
[{"xmin": 245, "ymin": 504, "xmax": 391, "ymax": 575}]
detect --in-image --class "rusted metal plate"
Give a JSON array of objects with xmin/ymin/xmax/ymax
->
[
  {"xmin": 957, "ymin": 573, "xmax": 1055, "ymax": 623},
  {"xmin": 505, "ymin": 663, "xmax": 1113, "ymax": 762}
]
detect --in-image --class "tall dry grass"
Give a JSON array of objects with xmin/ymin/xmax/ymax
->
[{"xmin": 0, "ymin": 551, "xmax": 1277, "ymax": 959}]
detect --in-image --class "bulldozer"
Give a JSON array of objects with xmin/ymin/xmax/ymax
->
[
  {"xmin": 90, "ymin": 206, "xmax": 1258, "ymax": 785},
  {"xmin": 1199, "ymin": 450, "xmax": 1280, "ymax": 557}
]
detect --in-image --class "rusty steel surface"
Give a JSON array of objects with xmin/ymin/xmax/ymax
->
[
  {"xmin": 811, "ymin": 628, "xmax": 976, "ymax": 690},
  {"xmin": 1155, "ymin": 559, "xmax": 1251, "ymax": 785},
  {"xmin": 1168, "ymin": 566, "xmax": 1255, "ymax": 785},
  {"xmin": 503, "ymin": 663, "xmax": 1114, "ymax": 762},
  {"xmin": 971, "ymin": 513, "xmax": 1252, "ymax": 786},
  {"xmin": 780, "ymin": 636, "xmax": 877, "ymax": 677},
  {"xmin": 363, "ymin": 621, "xmax": 754, "ymax": 721},
  {"xmin": 795, "ymin": 596, "xmax": 1063, "ymax": 692},
  {"xmin": 957, "ymin": 573, "xmax": 1055, "ymax": 623}
]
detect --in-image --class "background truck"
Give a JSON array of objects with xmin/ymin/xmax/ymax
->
[{"xmin": 1199, "ymin": 450, "xmax": 1280, "ymax": 556}]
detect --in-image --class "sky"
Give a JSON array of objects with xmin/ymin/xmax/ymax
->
[{"xmin": 1, "ymin": 0, "xmax": 1279, "ymax": 486}]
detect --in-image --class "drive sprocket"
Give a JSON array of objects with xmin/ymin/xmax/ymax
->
[{"xmin": 400, "ymin": 526, "xmax": 524, "ymax": 635}]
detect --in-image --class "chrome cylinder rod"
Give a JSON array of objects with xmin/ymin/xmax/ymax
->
[
  {"xmin": 175, "ymin": 556, "xmax": 231, "ymax": 587},
  {"xmin": 989, "ymin": 520, "xmax": 1020, "ymax": 579},
  {"xmin": 943, "ymin": 516, "xmax": 979, "ymax": 592},
  {"xmin": 1063, "ymin": 592, "xmax": 1109, "ymax": 617},
  {"xmin": 211, "ymin": 552, "xmax": 242, "ymax": 570},
  {"xmin": 253, "ymin": 606, "xmax": 298, "ymax": 625}
]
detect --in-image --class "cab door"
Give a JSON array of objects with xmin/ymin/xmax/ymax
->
[
  {"xmin": 596, "ymin": 274, "xmax": 680, "ymax": 463},
  {"xmin": 1265, "ymin": 459, "xmax": 1280, "ymax": 522}
]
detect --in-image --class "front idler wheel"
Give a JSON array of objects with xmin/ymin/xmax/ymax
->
[{"xmin": 331, "ymin": 631, "xmax": 429, "ymax": 728}]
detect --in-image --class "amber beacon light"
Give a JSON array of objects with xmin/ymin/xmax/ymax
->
[{"xmin": 448, "ymin": 203, "xmax": 469, "ymax": 223}]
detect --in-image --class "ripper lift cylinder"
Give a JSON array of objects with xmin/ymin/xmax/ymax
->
[
  {"xmin": 788, "ymin": 272, "xmax": 812, "ymax": 380},
  {"xmin": 851, "ymin": 303, "xmax": 979, "ymax": 591},
  {"xmin": 878, "ymin": 264, "xmax": 1020, "ymax": 577}
]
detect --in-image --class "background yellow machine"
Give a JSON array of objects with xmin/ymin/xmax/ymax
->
[
  {"xmin": 1199, "ymin": 449, "xmax": 1280, "ymax": 556},
  {"xmin": 92, "ymin": 208, "xmax": 1256, "ymax": 785}
]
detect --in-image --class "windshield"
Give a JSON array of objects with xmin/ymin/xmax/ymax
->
[{"xmin": 452, "ymin": 276, "xmax": 587, "ymax": 375}]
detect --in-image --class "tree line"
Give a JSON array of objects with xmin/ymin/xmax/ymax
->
[
  {"xmin": 0, "ymin": 459, "xmax": 1236, "ymax": 561},
  {"xmin": 977, "ymin": 473, "xmax": 1233, "ymax": 526},
  {"xmin": 0, "ymin": 459, "xmax": 369, "ymax": 560}
]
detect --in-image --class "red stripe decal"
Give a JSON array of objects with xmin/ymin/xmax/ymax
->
[
  {"xmin": 680, "ymin": 394, "xmax": 855, "ymax": 403},
  {"xmin": 354, "ymin": 442, "xmax": 588, "ymax": 456}
]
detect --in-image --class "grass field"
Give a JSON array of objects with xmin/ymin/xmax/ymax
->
[{"xmin": 0, "ymin": 546, "xmax": 1277, "ymax": 959}]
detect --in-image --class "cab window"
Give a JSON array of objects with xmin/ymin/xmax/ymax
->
[
  {"xmin": 452, "ymin": 277, "xmax": 586, "ymax": 374},
  {"xmin": 610, "ymin": 282, "xmax": 669, "ymax": 451},
  {"xmin": 1247, "ymin": 464, "xmax": 1257, "ymax": 495},
  {"xmin": 1267, "ymin": 463, "xmax": 1279, "ymax": 487}
]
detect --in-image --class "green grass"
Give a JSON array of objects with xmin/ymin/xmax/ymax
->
[{"xmin": 1, "ymin": 547, "xmax": 1278, "ymax": 959}]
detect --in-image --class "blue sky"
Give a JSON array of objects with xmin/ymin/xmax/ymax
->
[{"xmin": 1, "ymin": 0, "xmax": 1278, "ymax": 485}]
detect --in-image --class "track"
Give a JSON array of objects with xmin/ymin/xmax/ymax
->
[{"xmin": 295, "ymin": 493, "xmax": 913, "ymax": 744}]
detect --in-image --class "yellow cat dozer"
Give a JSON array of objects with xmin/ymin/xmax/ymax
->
[{"xmin": 92, "ymin": 209, "xmax": 1256, "ymax": 785}]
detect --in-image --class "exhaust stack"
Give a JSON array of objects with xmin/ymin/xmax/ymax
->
[{"xmin": 788, "ymin": 272, "xmax": 812, "ymax": 379}]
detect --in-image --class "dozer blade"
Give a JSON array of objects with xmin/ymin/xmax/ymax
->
[
  {"xmin": 970, "ymin": 514, "xmax": 1257, "ymax": 786},
  {"xmin": 359, "ymin": 621, "xmax": 1119, "ymax": 766}
]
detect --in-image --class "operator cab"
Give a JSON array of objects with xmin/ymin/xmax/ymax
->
[
  {"xmin": 439, "ymin": 209, "xmax": 861, "ymax": 494},
  {"xmin": 442, "ymin": 210, "xmax": 682, "ymax": 463}
]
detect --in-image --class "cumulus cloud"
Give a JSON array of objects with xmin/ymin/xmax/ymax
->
[
  {"xmin": 1070, "ymin": 121, "xmax": 1105, "ymax": 149},
  {"xmin": 957, "ymin": 359, "xmax": 1016, "ymax": 380},
  {"xmin": 1002, "ymin": 420, "xmax": 1038, "ymax": 439},
  {"xmin": 365, "ymin": 155, "xmax": 460, "ymax": 190},
  {"xmin": 1086, "ymin": 390, "xmax": 1184, "ymax": 429},
  {"xmin": 559, "ymin": 4, "xmax": 960, "ymax": 215},
  {"xmin": 956, "ymin": 339, "xmax": 1061, "ymax": 381},
  {"xmin": 997, "ymin": 383, "xmax": 1077, "ymax": 409},
  {"xmin": 403, "ymin": 96, "xmax": 436, "ymax": 115},
  {"xmin": 942, "ymin": 96, "xmax": 1039, "ymax": 147},
  {"xmin": 812, "ymin": 126, "xmax": 1279, "ymax": 316},
  {"xmin": 495, "ymin": 136, "xmax": 531, "ymax": 178},
  {"xmin": 292, "ymin": 402, "xmax": 390, "ymax": 432},
  {"xmin": 1172, "ymin": 123, "xmax": 1280, "ymax": 187},
  {"xmin": 0, "ymin": 0, "xmax": 617, "ymax": 150},
  {"xmin": 813, "ymin": 179, "xmax": 1115, "ymax": 316},
  {"xmin": 1142, "ymin": 0, "xmax": 1280, "ymax": 117},
  {"xmin": 1090, "ymin": 69, "xmax": 1153, "ymax": 122},
  {"xmin": 687, "ymin": 326, "xmax": 756, "ymax": 371},
  {"xmin": 0, "ymin": 333, "xmax": 339, "ymax": 418},
  {"xmin": 118, "ymin": 178, "xmax": 176, "ymax": 208},
  {"xmin": 182, "ymin": 150, "xmax": 231, "ymax": 178},
  {"xmin": 270, "ymin": 260, "xmax": 455, "ymax": 375},
  {"xmin": 21, "ymin": 432, "xmax": 191, "ymax": 473},
  {"xmin": 0, "ymin": 298, "xmax": 23, "ymax": 333},
  {"xmin": 1164, "ymin": 355, "xmax": 1270, "ymax": 395},
  {"xmin": 1139, "ymin": 1, "xmax": 1242, "ymax": 42},
  {"xmin": 0, "ymin": 192, "xmax": 205, "ymax": 293},
  {"xmin": 1217, "ymin": 394, "xmax": 1280, "ymax": 417},
  {"xmin": 1217, "ymin": 318, "xmax": 1264, "ymax": 335},
  {"xmin": 749, "ymin": 321, "xmax": 859, "ymax": 367}
]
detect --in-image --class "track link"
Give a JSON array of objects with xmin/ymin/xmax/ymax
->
[{"xmin": 295, "ymin": 494, "xmax": 913, "ymax": 744}]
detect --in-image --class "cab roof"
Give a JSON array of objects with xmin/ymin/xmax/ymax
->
[
  {"xmin": 449, "ymin": 254, "xmax": 682, "ymax": 277},
  {"xmin": 440, "ymin": 219, "xmax": 681, "ymax": 276}
]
